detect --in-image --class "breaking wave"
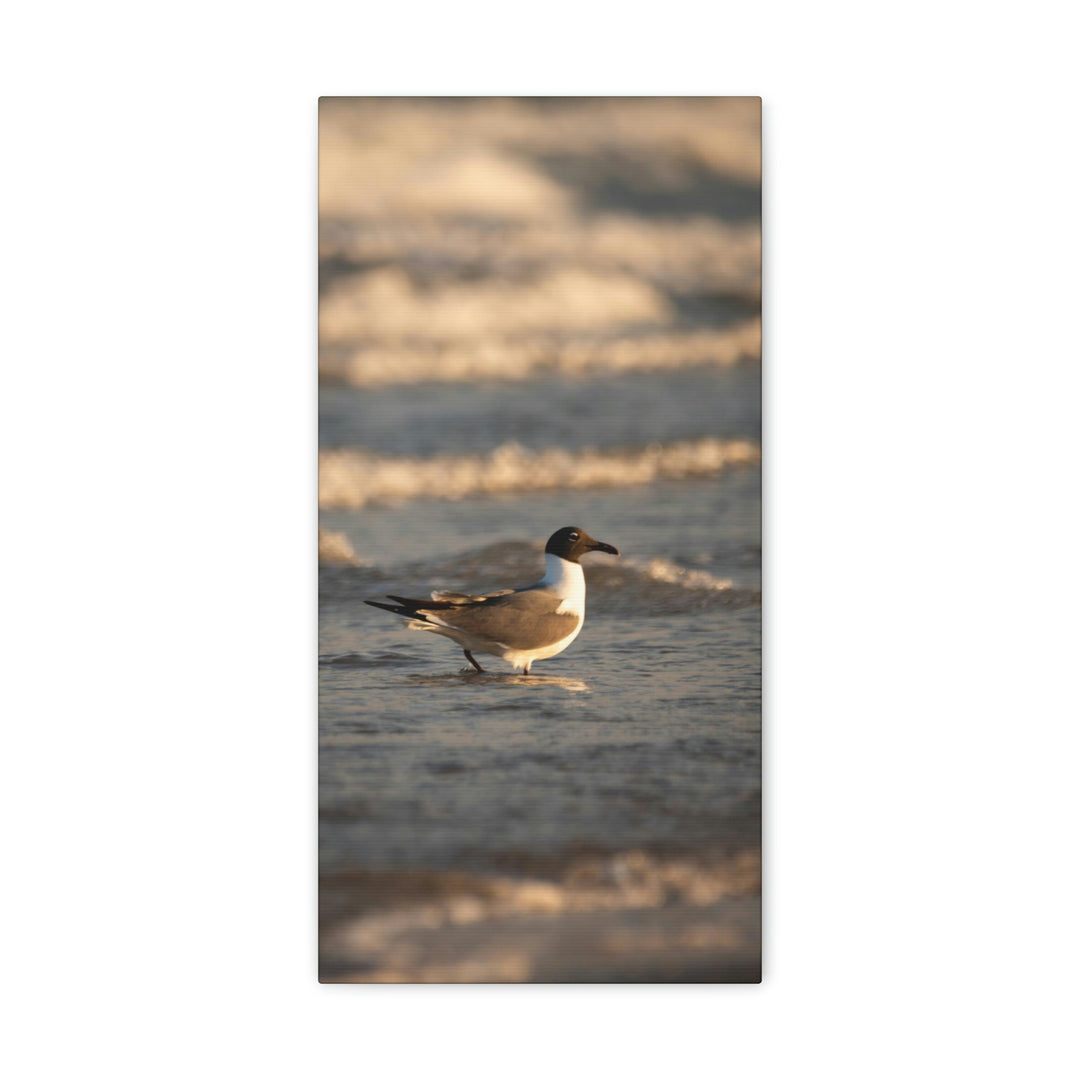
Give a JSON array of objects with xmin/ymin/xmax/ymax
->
[
  {"xmin": 319, "ymin": 215, "xmax": 761, "ymax": 301},
  {"xmin": 622, "ymin": 557, "xmax": 734, "ymax": 592},
  {"xmin": 320, "ymin": 847, "xmax": 760, "ymax": 983},
  {"xmin": 319, "ymin": 266, "xmax": 672, "ymax": 344},
  {"xmin": 318, "ymin": 526, "xmax": 366, "ymax": 567},
  {"xmin": 319, "ymin": 317, "xmax": 760, "ymax": 387},
  {"xmin": 318, "ymin": 436, "xmax": 759, "ymax": 510},
  {"xmin": 319, "ymin": 96, "xmax": 761, "ymax": 224}
]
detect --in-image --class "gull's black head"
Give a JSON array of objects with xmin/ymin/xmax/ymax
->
[{"xmin": 545, "ymin": 526, "xmax": 620, "ymax": 563}]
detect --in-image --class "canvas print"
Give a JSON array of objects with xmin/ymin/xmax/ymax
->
[{"xmin": 319, "ymin": 97, "xmax": 761, "ymax": 982}]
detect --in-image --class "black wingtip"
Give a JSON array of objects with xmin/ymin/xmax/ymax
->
[
  {"xmin": 364, "ymin": 599, "xmax": 407, "ymax": 615},
  {"xmin": 365, "ymin": 597, "xmax": 435, "ymax": 624}
]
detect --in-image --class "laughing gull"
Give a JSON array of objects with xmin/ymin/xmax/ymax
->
[{"xmin": 364, "ymin": 526, "xmax": 620, "ymax": 674}]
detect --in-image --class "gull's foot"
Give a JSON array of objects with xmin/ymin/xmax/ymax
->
[{"xmin": 463, "ymin": 649, "xmax": 485, "ymax": 673}]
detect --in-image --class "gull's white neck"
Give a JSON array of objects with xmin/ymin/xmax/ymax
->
[{"xmin": 539, "ymin": 553, "xmax": 586, "ymax": 610}]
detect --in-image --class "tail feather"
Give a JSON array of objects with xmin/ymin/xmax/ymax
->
[
  {"xmin": 384, "ymin": 593, "xmax": 457, "ymax": 610},
  {"xmin": 365, "ymin": 590, "xmax": 495, "ymax": 621},
  {"xmin": 363, "ymin": 598, "xmax": 433, "ymax": 622}
]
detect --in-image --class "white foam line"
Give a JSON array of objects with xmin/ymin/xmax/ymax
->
[
  {"xmin": 318, "ymin": 437, "xmax": 760, "ymax": 510},
  {"xmin": 320, "ymin": 318, "xmax": 761, "ymax": 387}
]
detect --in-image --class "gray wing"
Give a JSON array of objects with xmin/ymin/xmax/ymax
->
[
  {"xmin": 430, "ymin": 589, "xmax": 514, "ymax": 603},
  {"xmin": 428, "ymin": 589, "xmax": 578, "ymax": 651}
]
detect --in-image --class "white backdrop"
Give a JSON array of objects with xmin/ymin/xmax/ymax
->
[{"xmin": 3, "ymin": 2, "xmax": 1078, "ymax": 1077}]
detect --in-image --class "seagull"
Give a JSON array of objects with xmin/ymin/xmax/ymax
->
[{"xmin": 364, "ymin": 526, "xmax": 620, "ymax": 674}]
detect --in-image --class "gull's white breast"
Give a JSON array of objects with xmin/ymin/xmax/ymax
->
[{"xmin": 539, "ymin": 553, "xmax": 586, "ymax": 618}]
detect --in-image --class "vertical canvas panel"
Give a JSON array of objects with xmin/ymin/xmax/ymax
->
[{"xmin": 319, "ymin": 97, "xmax": 761, "ymax": 982}]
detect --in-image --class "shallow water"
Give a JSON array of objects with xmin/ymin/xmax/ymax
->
[
  {"xmin": 319, "ymin": 474, "xmax": 761, "ymax": 981},
  {"xmin": 319, "ymin": 366, "xmax": 761, "ymax": 456},
  {"xmin": 318, "ymin": 97, "xmax": 760, "ymax": 982}
]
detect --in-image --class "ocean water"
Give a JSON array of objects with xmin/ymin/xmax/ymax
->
[{"xmin": 318, "ymin": 97, "xmax": 761, "ymax": 982}]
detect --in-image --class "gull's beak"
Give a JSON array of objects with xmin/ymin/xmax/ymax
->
[{"xmin": 589, "ymin": 540, "xmax": 620, "ymax": 556}]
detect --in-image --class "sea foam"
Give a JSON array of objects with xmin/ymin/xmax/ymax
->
[
  {"xmin": 318, "ymin": 437, "xmax": 760, "ymax": 510},
  {"xmin": 320, "ymin": 318, "xmax": 760, "ymax": 387}
]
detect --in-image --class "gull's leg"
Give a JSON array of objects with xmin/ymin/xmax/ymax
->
[{"xmin": 463, "ymin": 649, "xmax": 484, "ymax": 673}]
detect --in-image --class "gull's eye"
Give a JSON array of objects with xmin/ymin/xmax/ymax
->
[{"xmin": 569, "ymin": 532, "xmax": 580, "ymax": 541}]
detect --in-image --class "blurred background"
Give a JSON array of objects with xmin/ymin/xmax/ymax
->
[{"xmin": 319, "ymin": 97, "xmax": 761, "ymax": 982}]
